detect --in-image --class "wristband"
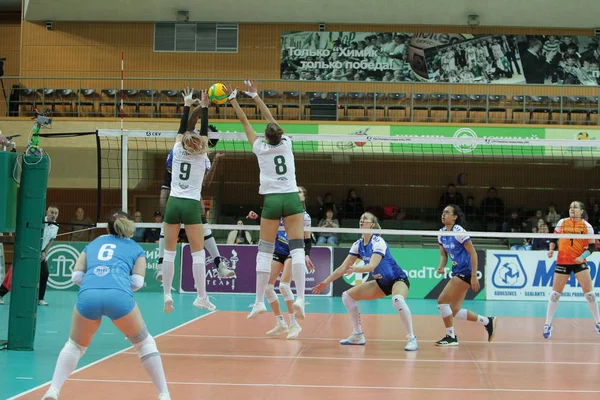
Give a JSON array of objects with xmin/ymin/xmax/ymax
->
[
  {"xmin": 304, "ymin": 238, "xmax": 312, "ymax": 257},
  {"xmin": 228, "ymin": 89, "xmax": 238, "ymax": 100},
  {"xmin": 580, "ymin": 250, "xmax": 591, "ymax": 259}
]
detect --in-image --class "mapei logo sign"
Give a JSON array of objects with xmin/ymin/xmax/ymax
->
[
  {"xmin": 47, "ymin": 244, "xmax": 80, "ymax": 290},
  {"xmin": 491, "ymin": 254, "xmax": 527, "ymax": 289}
]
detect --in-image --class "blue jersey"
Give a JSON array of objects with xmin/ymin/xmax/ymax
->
[
  {"xmin": 79, "ymin": 235, "xmax": 145, "ymax": 295},
  {"xmin": 438, "ymin": 224, "xmax": 472, "ymax": 275},
  {"xmin": 274, "ymin": 211, "xmax": 311, "ymax": 256},
  {"xmin": 166, "ymin": 149, "xmax": 173, "ymax": 170},
  {"xmin": 349, "ymin": 235, "xmax": 407, "ymax": 284}
]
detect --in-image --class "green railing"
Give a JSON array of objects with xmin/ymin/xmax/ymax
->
[{"xmin": 1, "ymin": 76, "xmax": 599, "ymax": 125}]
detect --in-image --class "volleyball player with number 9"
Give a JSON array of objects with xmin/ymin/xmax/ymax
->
[
  {"xmin": 42, "ymin": 212, "xmax": 170, "ymax": 400},
  {"xmin": 543, "ymin": 201, "xmax": 600, "ymax": 338},
  {"xmin": 224, "ymin": 80, "xmax": 308, "ymax": 320},
  {"xmin": 161, "ymin": 87, "xmax": 216, "ymax": 314}
]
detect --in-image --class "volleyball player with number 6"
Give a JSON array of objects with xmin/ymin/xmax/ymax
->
[
  {"xmin": 543, "ymin": 201, "xmax": 600, "ymax": 338},
  {"xmin": 161, "ymin": 88, "xmax": 216, "ymax": 314},
  {"xmin": 42, "ymin": 212, "xmax": 170, "ymax": 400},
  {"xmin": 224, "ymin": 80, "xmax": 309, "ymax": 320}
]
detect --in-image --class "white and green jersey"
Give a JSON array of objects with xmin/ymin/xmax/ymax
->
[
  {"xmin": 170, "ymin": 142, "xmax": 208, "ymax": 201},
  {"xmin": 252, "ymin": 134, "xmax": 297, "ymax": 195}
]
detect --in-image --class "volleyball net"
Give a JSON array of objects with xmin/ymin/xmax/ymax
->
[{"xmin": 94, "ymin": 128, "xmax": 600, "ymax": 246}]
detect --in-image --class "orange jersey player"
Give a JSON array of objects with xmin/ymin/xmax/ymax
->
[{"xmin": 543, "ymin": 201, "xmax": 600, "ymax": 339}]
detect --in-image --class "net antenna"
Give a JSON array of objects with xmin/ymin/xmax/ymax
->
[{"xmin": 120, "ymin": 50, "xmax": 128, "ymax": 213}]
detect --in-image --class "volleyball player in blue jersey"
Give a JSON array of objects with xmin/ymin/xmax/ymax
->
[
  {"xmin": 435, "ymin": 205, "xmax": 497, "ymax": 346},
  {"xmin": 42, "ymin": 212, "xmax": 170, "ymax": 400},
  {"xmin": 313, "ymin": 212, "xmax": 418, "ymax": 351}
]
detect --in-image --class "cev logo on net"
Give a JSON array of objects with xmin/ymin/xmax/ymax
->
[{"xmin": 47, "ymin": 244, "xmax": 81, "ymax": 289}]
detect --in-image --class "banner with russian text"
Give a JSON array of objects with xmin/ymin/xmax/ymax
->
[{"xmin": 281, "ymin": 31, "xmax": 600, "ymax": 85}]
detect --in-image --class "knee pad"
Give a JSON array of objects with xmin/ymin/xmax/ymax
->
[
  {"xmin": 550, "ymin": 291, "xmax": 561, "ymax": 303},
  {"xmin": 64, "ymin": 338, "xmax": 87, "ymax": 358},
  {"xmin": 342, "ymin": 291, "xmax": 357, "ymax": 310},
  {"xmin": 437, "ymin": 303, "xmax": 453, "ymax": 318},
  {"xmin": 128, "ymin": 326, "xmax": 159, "ymax": 362},
  {"xmin": 279, "ymin": 282, "xmax": 294, "ymax": 301},
  {"xmin": 192, "ymin": 250, "xmax": 205, "ymax": 265},
  {"xmin": 164, "ymin": 250, "xmax": 176, "ymax": 263},
  {"xmin": 290, "ymin": 248, "xmax": 305, "ymax": 267},
  {"xmin": 258, "ymin": 239, "xmax": 275, "ymax": 254},
  {"xmin": 454, "ymin": 309, "xmax": 468, "ymax": 320},
  {"xmin": 256, "ymin": 251, "xmax": 272, "ymax": 273},
  {"xmin": 265, "ymin": 284, "xmax": 278, "ymax": 304},
  {"xmin": 289, "ymin": 238, "xmax": 304, "ymax": 251},
  {"xmin": 392, "ymin": 294, "xmax": 408, "ymax": 311},
  {"xmin": 585, "ymin": 291, "xmax": 596, "ymax": 304},
  {"xmin": 203, "ymin": 224, "xmax": 212, "ymax": 238}
]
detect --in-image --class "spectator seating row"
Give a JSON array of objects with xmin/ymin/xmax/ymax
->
[{"xmin": 9, "ymin": 88, "xmax": 600, "ymax": 125}]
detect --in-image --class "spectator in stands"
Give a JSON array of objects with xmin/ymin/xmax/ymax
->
[
  {"xmin": 503, "ymin": 209, "xmax": 527, "ymax": 233},
  {"xmin": 132, "ymin": 211, "xmax": 145, "ymax": 243},
  {"xmin": 439, "ymin": 183, "xmax": 465, "ymax": 210},
  {"xmin": 464, "ymin": 196, "xmax": 479, "ymax": 227},
  {"xmin": 227, "ymin": 220, "xmax": 253, "ymax": 244},
  {"xmin": 590, "ymin": 203, "xmax": 600, "ymax": 233},
  {"xmin": 144, "ymin": 211, "xmax": 162, "ymax": 243},
  {"xmin": 546, "ymin": 203, "xmax": 561, "ymax": 229},
  {"xmin": 317, "ymin": 193, "xmax": 338, "ymax": 219},
  {"xmin": 317, "ymin": 209, "xmax": 339, "ymax": 245},
  {"xmin": 531, "ymin": 220, "xmax": 551, "ymax": 251},
  {"xmin": 481, "ymin": 187, "xmax": 504, "ymax": 231},
  {"xmin": 39, "ymin": 206, "xmax": 60, "ymax": 306},
  {"xmin": 69, "ymin": 207, "xmax": 93, "ymax": 242},
  {"xmin": 342, "ymin": 189, "xmax": 364, "ymax": 219},
  {"xmin": 527, "ymin": 209, "xmax": 545, "ymax": 225}
]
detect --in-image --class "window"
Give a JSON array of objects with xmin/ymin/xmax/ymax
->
[{"xmin": 154, "ymin": 23, "xmax": 238, "ymax": 53}]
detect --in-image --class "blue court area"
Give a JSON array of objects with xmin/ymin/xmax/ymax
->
[{"xmin": 0, "ymin": 290, "xmax": 595, "ymax": 399}]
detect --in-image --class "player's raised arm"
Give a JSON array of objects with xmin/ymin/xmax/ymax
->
[
  {"xmin": 223, "ymin": 82, "xmax": 258, "ymax": 146},
  {"xmin": 243, "ymin": 79, "xmax": 277, "ymax": 125}
]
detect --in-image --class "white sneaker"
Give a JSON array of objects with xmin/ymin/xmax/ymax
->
[
  {"xmin": 217, "ymin": 265, "xmax": 235, "ymax": 278},
  {"xmin": 404, "ymin": 335, "xmax": 418, "ymax": 351},
  {"xmin": 0, "ymin": 296, "xmax": 4, "ymax": 305},
  {"xmin": 595, "ymin": 322, "xmax": 600, "ymax": 335},
  {"xmin": 38, "ymin": 300, "xmax": 48, "ymax": 306},
  {"xmin": 247, "ymin": 302, "xmax": 267, "ymax": 319},
  {"xmin": 163, "ymin": 294, "xmax": 174, "ymax": 314},
  {"xmin": 266, "ymin": 324, "xmax": 289, "ymax": 337},
  {"xmin": 193, "ymin": 296, "xmax": 216, "ymax": 311},
  {"xmin": 293, "ymin": 298, "xmax": 305, "ymax": 320},
  {"xmin": 158, "ymin": 393, "xmax": 171, "ymax": 400},
  {"xmin": 41, "ymin": 386, "xmax": 59, "ymax": 399},
  {"xmin": 287, "ymin": 324, "xmax": 302, "ymax": 340},
  {"xmin": 339, "ymin": 333, "xmax": 366, "ymax": 345}
]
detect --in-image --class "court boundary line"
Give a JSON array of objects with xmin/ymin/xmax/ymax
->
[
  {"xmin": 118, "ymin": 351, "xmax": 600, "ymax": 365},
  {"xmin": 65, "ymin": 378, "xmax": 600, "ymax": 393},
  {"xmin": 163, "ymin": 333, "xmax": 600, "ymax": 346},
  {"xmin": 6, "ymin": 311, "xmax": 218, "ymax": 400}
]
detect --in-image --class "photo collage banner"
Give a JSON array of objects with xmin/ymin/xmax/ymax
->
[{"xmin": 280, "ymin": 31, "xmax": 600, "ymax": 85}]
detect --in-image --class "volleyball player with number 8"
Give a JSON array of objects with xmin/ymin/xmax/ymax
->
[
  {"xmin": 224, "ymin": 80, "xmax": 309, "ymax": 320},
  {"xmin": 161, "ymin": 87, "xmax": 215, "ymax": 315},
  {"xmin": 543, "ymin": 201, "xmax": 600, "ymax": 338}
]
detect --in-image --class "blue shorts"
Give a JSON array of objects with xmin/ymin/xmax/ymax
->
[{"xmin": 76, "ymin": 288, "xmax": 136, "ymax": 321}]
